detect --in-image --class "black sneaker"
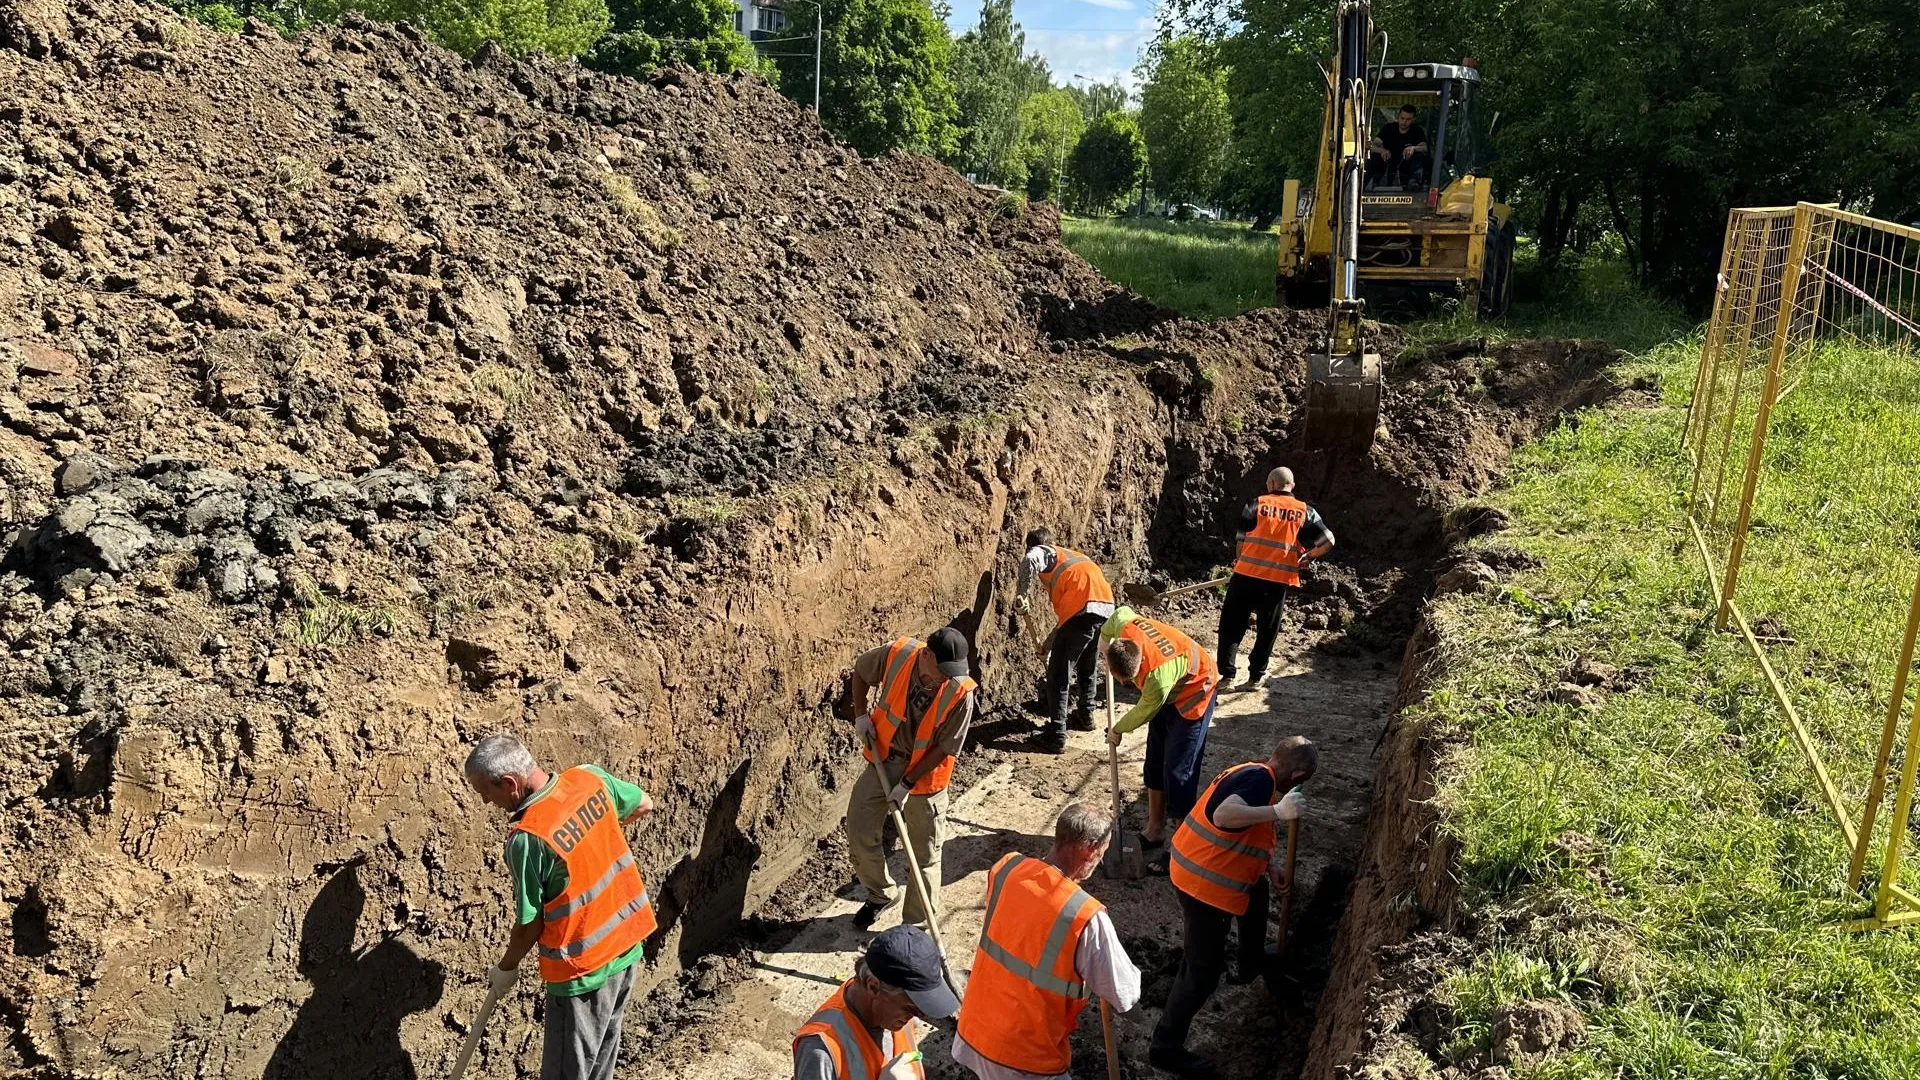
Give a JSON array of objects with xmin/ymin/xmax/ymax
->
[
  {"xmin": 1068, "ymin": 710, "xmax": 1096, "ymax": 732},
  {"xmin": 853, "ymin": 901, "xmax": 886, "ymax": 930},
  {"xmin": 1034, "ymin": 730, "xmax": 1067, "ymax": 755},
  {"xmin": 1148, "ymin": 1046, "xmax": 1220, "ymax": 1077}
]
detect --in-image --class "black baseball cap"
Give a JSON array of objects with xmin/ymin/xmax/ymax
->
[
  {"xmin": 866, "ymin": 924, "xmax": 959, "ymax": 1019},
  {"xmin": 926, "ymin": 627, "xmax": 970, "ymax": 680}
]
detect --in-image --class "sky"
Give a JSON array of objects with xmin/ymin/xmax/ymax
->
[{"xmin": 945, "ymin": 0, "xmax": 1159, "ymax": 92}]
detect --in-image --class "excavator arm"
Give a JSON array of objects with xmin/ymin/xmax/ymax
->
[{"xmin": 1302, "ymin": 0, "xmax": 1385, "ymax": 450}]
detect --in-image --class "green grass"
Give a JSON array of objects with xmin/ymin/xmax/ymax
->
[
  {"xmin": 287, "ymin": 581, "xmax": 402, "ymax": 645},
  {"xmin": 1407, "ymin": 244, "xmax": 1690, "ymax": 355},
  {"xmin": 1060, "ymin": 216, "xmax": 1278, "ymax": 320},
  {"xmin": 1410, "ymin": 332, "xmax": 1920, "ymax": 1077}
]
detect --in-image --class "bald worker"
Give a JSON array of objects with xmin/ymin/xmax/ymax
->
[{"xmin": 1216, "ymin": 468, "xmax": 1334, "ymax": 692}]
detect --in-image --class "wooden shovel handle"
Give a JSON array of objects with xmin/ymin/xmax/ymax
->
[
  {"xmin": 1275, "ymin": 818, "xmax": 1299, "ymax": 955},
  {"xmin": 1100, "ymin": 999, "xmax": 1120, "ymax": 1080}
]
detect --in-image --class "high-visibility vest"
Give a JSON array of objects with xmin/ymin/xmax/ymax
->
[
  {"xmin": 507, "ymin": 766, "xmax": 657, "ymax": 985},
  {"xmin": 1116, "ymin": 615, "xmax": 1219, "ymax": 720},
  {"xmin": 1234, "ymin": 493, "xmax": 1312, "ymax": 586},
  {"xmin": 794, "ymin": 979, "xmax": 924, "ymax": 1080},
  {"xmin": 1035, "ymin": 545, "xmax": 1114, "ymax": 627},
  {"xmin": 1170, "ymin": 762, "xmax": 1280, "ymax": 915},
  {"xmin": 865, "ymin": 637, "xmax": 977, "ymax": 795},
  {"xmin": 956, "ymin": 853, "xmax": 1105, "ymax": 1074}
]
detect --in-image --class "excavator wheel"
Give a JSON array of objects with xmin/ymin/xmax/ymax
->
[{"xmin": 1302, "ymin": 349, "xmax": 1385, "ymax": 449}]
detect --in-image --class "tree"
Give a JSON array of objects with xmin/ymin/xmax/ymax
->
[
  {"xmin": 776, "ymin": 0, "xmax": 959, "ymax": 157},
  {"xmin": 310, "ymin": 0, "xmax": 609, "ymax": 55},
  {"xmin": 949, "ymin": 0, "xmax": 1052, "ymax": 182},
  {"xmin": 1067, "ymin": 109, "xmax": 1147, "ymax": 214},
  {"xmin": 1136, "ymin": 34, "xmax": 1232, "ymax": 206},
  {"xmin": 999, "ymin": 89, "xmax": 1085, "ymax": 201},
  {"xmin": 585, "ymin": 0, "xmax": 765, "ymax": 78},
  {"xmin": 1066, "ymin": 79, "xmax": 1128, "ymax": 120}
]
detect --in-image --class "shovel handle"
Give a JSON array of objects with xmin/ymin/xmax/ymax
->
[
  {"xmin": 864, "ymin": 740, "xmax": 959, "ymax": 993},
  {"xmin": 1099, "ymin": 998, "xmax": 1120, "ymax": 1080},
  {"xmin": 1105, "ymin": 668, "xmax": 1124, "ymax": 822},
  {"xmin": 1275, "ymin": 818, "xmax": 1299, "ymax": 956},
  {"xmin": 449, "ymin": 980, "xmax": 507, "ymax": 1080}
]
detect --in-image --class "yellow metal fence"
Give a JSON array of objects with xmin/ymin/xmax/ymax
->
[{"xmin": 1684, "ymin": 201, "xmax": 1920, "ymax": 930}]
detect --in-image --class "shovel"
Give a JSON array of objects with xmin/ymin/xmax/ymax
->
[
  {"xmin": 1122, "ymin": 576, "xmax": 1231, "ymax": 608},
  {"xmin": 448, "ymin": 976, "xmax": 509, "ymax": 1080},
  {"xmin": 1261, "ymin": 818, "xmax": 1300, "ymax": 997},
  {"xmin": 1099, "ymin": 998, "xmax": 1121, "ymax": 1080},
  {"xmin": 864, "ymin": 740, "xmax": 961, "ymax": 994},
  {"xmin": 1102, "ymin": 667, "xmax": 1145, "ymax": 880}
]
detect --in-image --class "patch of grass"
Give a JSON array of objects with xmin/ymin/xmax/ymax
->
[
  {"xmin": 471, "ymin": 362, "xmax": 535, "ymax": 406},
  {"xmin": 271, "ymin": 155, "xmax": 320, "ymax": 194},
  {"xmin": 600, "ymin": 173, "xmax": 680, "ymax": 250},
  {"xmin": 1060, "ymin": 217, "xmax": 1277, "ymax": 321},
  {"xmin": 685, "ymin": 170, "xmax": 712, "ymax": 197},
  {"xmin": 287, "ymin": 580, "xmax": 401, "ymax": 645},
  {"xmin": 1406, "ymin": 247, "xmax": 1691, "ymax": 354},
  {"xmin": 1410, "ymin": 332, "xmax": 1920, "ymax": 1077},
  {"xmin": 994, "ymin": 192, "xmax": 1027, "ymax": 219}
]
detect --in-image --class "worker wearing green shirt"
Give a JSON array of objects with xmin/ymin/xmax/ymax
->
[
  {"xmin": 1100, "ymin": 607, "xmax": 1221, "ymax": 875},
  {"xmin": 466, "ymin": 734, "xmax": 657, "ymax": 1080}
]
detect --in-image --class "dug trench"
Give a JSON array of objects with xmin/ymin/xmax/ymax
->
[{"xmin": 0, "ymin": 1, "xmax": 1628, "ymax": 1076}]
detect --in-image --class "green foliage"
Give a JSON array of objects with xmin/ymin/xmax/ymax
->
[
  {"xmin": 1210, "ymin": 1, "xmax": 1323, "ymax": 225},
  {"xmin": 1136, "ymin": 34, "xmax": 1232, "ymax": 207},
  {"xmin": 948, "ymin": 0, "xmax": 1052, "ymax": 182},
  {"xmin": 998, "ymin": 89, "xmax": 1084, "ymax": 202},
  {"xmin": 1408, "ymin": 334, "xmax": 1920, "ymax": 1076},
  {"xmin": 160, "ymin": 0, "xmax": 309, "ymax": 34},
  {"xmin": 1060, "ymin": 217, "xmax": 1275, "ymax": 320},
  {"xmin": 1066, "ymin": 79, "xmax": 1128, "ymax": 121},
  {"xmin": 584, "ymin": 0, "xmax": 761, "ymax": 76},
  {"xmin": 1067, "ymin": 109, "xmax": 1147, "ymax": 215},
  {"xmin": 310, "ymin": 0, "xmax": 609, "ymax": 55},
  {"xmin": 778, "ymin": 0, "xmax": 958, "ymax": 157}
]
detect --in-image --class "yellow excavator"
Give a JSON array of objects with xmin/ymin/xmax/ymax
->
[{"xmin": 1279, "ymin": 1, "xmax": 1513, "ymax": 447}]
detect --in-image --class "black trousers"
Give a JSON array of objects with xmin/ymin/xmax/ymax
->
[
  {"xmin": 1216, "ymin": 574, "xmax": 1292, "ymax": 682},
  {"xmin": 1153, "ymin": 879, "xmax": 1270, "ymax": 1053},
  {"xmin": 1366, "ymin": 149, "xmax": 1430, "ymax": 188},
  {"xmin": 1047, "ymin": 611, "xmax": 1105, "ymax": 735}
]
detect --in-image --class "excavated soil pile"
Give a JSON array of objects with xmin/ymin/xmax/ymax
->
[{"xmin": 0, "ymin": 0, "xmax": 1619, "ymax": 1075}]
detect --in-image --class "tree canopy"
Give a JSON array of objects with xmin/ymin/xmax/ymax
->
[
  {"xmin": 1068, "ymin": 109, "xmax": 1148, "ymax": 214},
  {"xmin": 1136, "ymin": 34, "xmax": 1232, "ymax": 207},
  {"xmin": 948, "ymin": 0, "xmax": 1053, "ymax": 183},
  {"xmin": 585, "ymin": 0, "xmax": 764, "ymax": 78},
  {"xmin": 307, "ymin": 0, "xmax": 610, "ymax": 55},
  {"xmin": 999, "ymin": 88, "xmax": 1085, "ymax": 201},
  {"xmin": 779, "ymin": 0, "xmax": 960, "ymax": 157},
  {"xmin": 1067, "ymin": 79, "xmax": 1128, "ymax": 121}
]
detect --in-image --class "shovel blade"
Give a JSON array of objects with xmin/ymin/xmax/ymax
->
[{"xmin": 1104, "ymin": 829, "xmax": 1145, "ymax": 880}]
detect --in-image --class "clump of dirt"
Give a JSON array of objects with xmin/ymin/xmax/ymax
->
[{"xmin": 0, "ymin": 0, "xmax": 1623, "ymax": 1075}]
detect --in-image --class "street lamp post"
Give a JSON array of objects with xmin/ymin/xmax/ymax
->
[{"xmin": 781, "ymin": 0, "xmax": 822, "ymax": 115}]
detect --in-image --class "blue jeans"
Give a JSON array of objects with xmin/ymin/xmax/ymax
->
[{"xmin": 1144, "ymin": 692, "xmax": 1213, "ymax": 825}]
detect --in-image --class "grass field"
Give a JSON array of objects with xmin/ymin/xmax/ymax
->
[
  {"xmin": 1059, "ymin": 216, "xmax": 1277, "ymax": 321},
  {"xmin": 1417, "ymin": 334, "xmax": 1920, "ymax": 1077}
]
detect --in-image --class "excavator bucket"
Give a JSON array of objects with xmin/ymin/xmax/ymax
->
[{"xmin": 1303, "ymin": 349, "xmax": 1384, "ymax": 449}]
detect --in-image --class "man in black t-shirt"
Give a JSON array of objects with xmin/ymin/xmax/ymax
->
[{"xmin": 1367, "ymin": 104, "xmax": 1430, "ymax": 189}]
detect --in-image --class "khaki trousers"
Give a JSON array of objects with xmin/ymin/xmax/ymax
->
[{"xmin": 846, "ymin": 760, "xmax": 948, "ymax": 927}]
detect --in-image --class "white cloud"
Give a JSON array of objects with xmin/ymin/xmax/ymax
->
[{"xmin": 1026, "ymin": 27, "xmax": 1150, "ymax": 90}]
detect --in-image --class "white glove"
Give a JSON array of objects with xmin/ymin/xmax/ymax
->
[
  {"xmin": 888, "ymin": 781, "xmax": 911, "ymax": 810},
  {"xmin": 488, "ymin": 965, "xmax": 521, "ymax": 993},
  {"xmin": 855, "ymin": 713, "xmax": 877, "ymax": 748},
  {"xmin": 1017, "ymin": 595, "xmax": 1032, "ymax": 613},
  {"xmin": 1275, "ymin": 791, "xmax": 1306, "ymax": 822},
  {"xmin": 880, "ymin": 1049, "xmax": 925, "ymax": 1080}
]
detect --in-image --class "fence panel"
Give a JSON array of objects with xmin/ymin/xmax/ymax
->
[{"xmin": 1684, "ymin": 202, "xmax": 1920, "ymax": 929}]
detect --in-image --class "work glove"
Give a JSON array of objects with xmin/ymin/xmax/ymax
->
[
  {"xmin": 855, "ymin": 713, "xmax": 877, "ymax": 749},
  {"xmin": 487, "ymin": 965, "xmax": 521, "ymax": 994},
  {"xmin": 1017, "ymin": 595, "xmax": 1032, "ymax": 614},
  {"xmin": 1275, "ymin": 790, "xmax": 1306, "ymax": 822},
  {"xmin": 879, "ymin": 1049, "xmax": 925, "ymax": 1080},
  {"xmin": 888, "ymin": 781, "xmax": 911, "ymax": 810},
  {"xmin": 1105, "ymin": 727, "xmax": 1123, "ymax": 749}
]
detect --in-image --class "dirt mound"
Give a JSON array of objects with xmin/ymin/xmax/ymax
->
[{"xmin": 0, "ymin": 1, "xmax": 1619, "ymax": 1075}]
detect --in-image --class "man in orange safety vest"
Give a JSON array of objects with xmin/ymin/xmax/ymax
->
[
  {"xmin": 465, "ymin": 733, "xmax": 658, "ymax": 1080},
  {"xmin": 1014, "ymin": 526, "xmax": 1117, "ymax": 754},
  {"xmin": 1151, "ymin": 736, "xmax": 1318, "ymax": 1078},
  {"xmin": 1217, "ymin": 467, "xmax": 1335, "ymax": 692},
  {"xmin": 792, "ymin": 924, "xmax": 957, "ymax": 1080},
  {"xmin": 953, "ymin": 803, "xmax": 1141, "ymax": 1080}
]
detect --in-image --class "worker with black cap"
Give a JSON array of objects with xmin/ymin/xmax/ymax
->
[
  {"xmin": 845, "ymin": 627, "xmax": 979, "ymax": 930},
  {"xmin": 793, "ymin": 923, "xmax": 958, "ymax": 1080}
]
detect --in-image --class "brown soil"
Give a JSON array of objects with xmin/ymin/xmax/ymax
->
[{"xmin": 0, "ymin": 0, "xmax": 1625, "ymax": 1076}]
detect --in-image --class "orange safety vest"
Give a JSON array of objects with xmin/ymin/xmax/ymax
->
[
  {"xmin": 794, "ymin": 979, "xmax": 925, "ymax": 1080},
  {"xmin": 1170, "ymin": 762, "xmax": 1280, "ymax": 915},
  {"xmin": 1234, "ymin": 493, "xmax": 1311, "ymax": 587},
  {"xmin": 1036, "ymin": 546, "xmax": 1114, "ymax": 627},
  {"xmin": 1116, "ymin": 614, "xmax": 1219, "ymax": 720},
  {"xmin": 507, "ymin": 766, "xmax": 657, "ymax": 985},
  {"xmin": 956, "ymin": 853, "xmax": 1105, "ymax": 1074},
  {"xmin": 865, "ymin": 637, "xmax": 977, "ymax": 795}
]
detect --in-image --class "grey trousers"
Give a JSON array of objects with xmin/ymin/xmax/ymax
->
[{"xmin": 542, "ymin": 962, "xmax": 636, "ymax": 1080}]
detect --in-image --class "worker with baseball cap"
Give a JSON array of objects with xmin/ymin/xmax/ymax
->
[
  {"xmin": 793, "ymin": 924, "xmax": 958, "ymax": 1080},
  {"xmin": 845, "ymin": 626, "xmax": 979, "ymax": 930},
  {"xmin": 953, "ymin": 802, "xmax": 1141, "ymax": 1080},
  {"xmin": 463, "ymin": 734, "xmax": 657, "ymax": 1080}
]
